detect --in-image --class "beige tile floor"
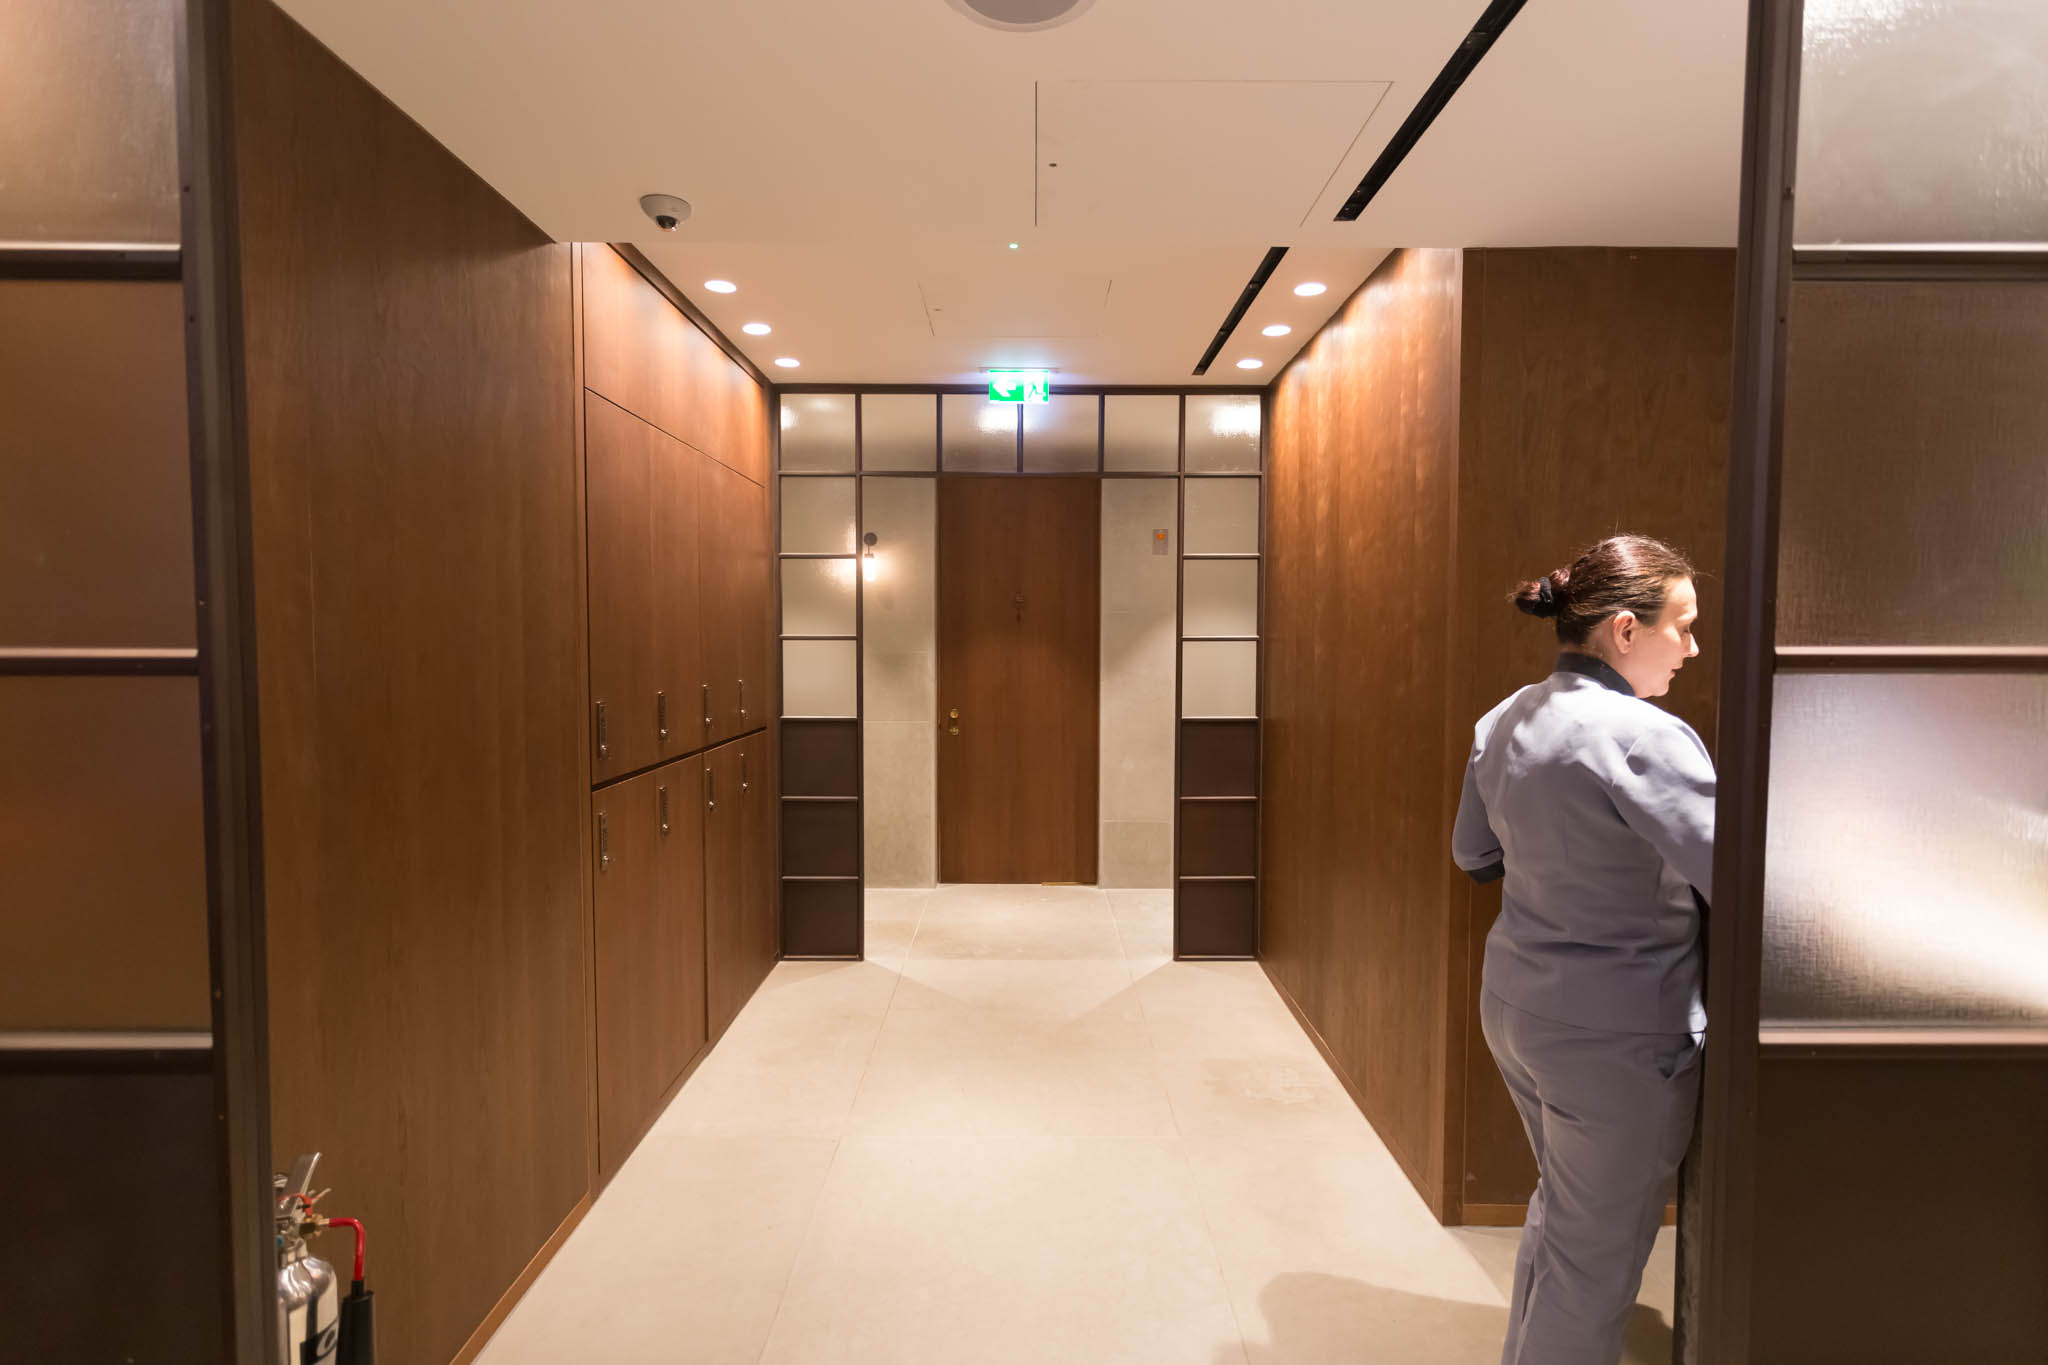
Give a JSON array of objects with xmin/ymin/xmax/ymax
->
[{"xmin": 477, "ymin": 886, "xmax": 1676, "ymax": 1364}]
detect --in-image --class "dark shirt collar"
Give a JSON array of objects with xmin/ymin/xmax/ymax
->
[{"xmin": 1554, "ymin": 651, "xmax": 1635, "ymax": 698}]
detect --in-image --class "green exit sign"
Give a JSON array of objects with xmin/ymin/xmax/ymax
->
[{"xmin": 988, "ymin": 370, "xmax": 1051, "ymax": 403}]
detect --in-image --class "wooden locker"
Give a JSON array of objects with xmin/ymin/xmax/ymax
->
[
  {"xmin": 585, "ymin": 394, "xmax": 659, "ymax": 781},
  {"xmin": 703, "ymin": 742, "xmax": 747, "ymax": 1037},
  {"xmin": 739, "ymin": 728, "xmax": 780, "ymax": 982},
  {"xmin": 649, "ymin": 419, "xmax": 704, "ymax": 766},
  {"xmin": 697, "ymin": 455, "xmax": 751, "ymax": 744},
  {"xmin": 738, "ymin": 474, "xmax": 773, "ymax": 737}
]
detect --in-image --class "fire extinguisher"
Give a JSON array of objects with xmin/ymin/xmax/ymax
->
[{"xmin": 276, "ymin": 1153, "xmax": 377, "ymax": 1364}]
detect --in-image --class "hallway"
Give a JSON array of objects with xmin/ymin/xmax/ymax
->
[{"xmin": 478, "ymin": 886, "xmax": 1675, "ymax": 1364}]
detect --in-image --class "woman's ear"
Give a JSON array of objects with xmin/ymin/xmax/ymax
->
[{"xmin": 1611, "ymin": 610, "xmax": 1639, "ymax": 652}]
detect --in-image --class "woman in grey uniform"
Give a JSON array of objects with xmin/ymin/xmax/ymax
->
[{"xmin": 1452, "ymin": 534, "xmax": 1714, "ymax": 1365}]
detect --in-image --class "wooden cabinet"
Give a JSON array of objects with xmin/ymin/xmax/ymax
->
[
  {"xmin": 706, "ymin": 734, "xmax": 778, "ymax": 1039},
  {"xmin": 592, "ymin": 762, "xmax": 706, "ymax": 1177},
  {"xmin": 699, "ymin": 456, "xmax": 771, "ymax": 744},
  {"xmin": 651, "ymin": 424, "xmax": 705, "ymax": 765}
]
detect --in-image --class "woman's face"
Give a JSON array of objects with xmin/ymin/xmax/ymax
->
[{"xmin": 1605, "ymin": 577, "xmax": 1700, "ymax": 699}]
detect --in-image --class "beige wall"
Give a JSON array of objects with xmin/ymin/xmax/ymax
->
[
  {"xmin": 1099, "ymin": 480, "xmax": 1179, "ymax": 886},
  {"xmin": 861, "ymin": 477, "xmax": 938, "ymax": 886}
]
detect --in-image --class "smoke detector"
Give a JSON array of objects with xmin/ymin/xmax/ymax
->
[{"xmin": 947, "ymin": 0, "xmax": 1098, "ymax": 32}]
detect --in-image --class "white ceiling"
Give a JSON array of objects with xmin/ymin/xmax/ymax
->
[{"xmin": 270, "ymin": 0, "xmax": 1747, "ymax": 385}]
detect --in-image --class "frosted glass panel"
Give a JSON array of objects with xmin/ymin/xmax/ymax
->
[
  {"xmin": 1185, "ymin": 395, "xmax": 1261, "ymax": 473},
  {"xmin": 1023, "ymin": 394, "xmax": 1099, "ymax": 472},
  {"xmin": 1184, "ymin": 479, "xmax": 1260, "ymax": 555},
  {"xmin": 0, "ymin": 0, "xmax": 180, "ymax": 244},
  {"xmin": 783, "ymin": 640, "xmax": 857, "ymax": 717},
  {"xmin": 942, "ymin": 394, "xmax": 1018, "ymax": 472},
  {"xmin": 780, "ymin": 558, "xmax": 857, "ymax": 637},
  {"xmin": 780, "ymin": 477, "xmax": 855, "ymax": 554},
  {"xmin": 861, "ymin": 394, "xmax": 937, "ymax": 471},
  {"xmin": 1761, "ymin": 672, "xmax": 2048, "ymax": 1026},
  {"xmin": 1104, "ymin": 395, "xmax": 1180, "ymax": 472},
  {"xmin": 778, "ymin": 394, "xmax": 855, "ymax": 472},
  {"xmin": 1183, "ymin": 560, "xmax": 1258, "ymax": 638},
  {"xmin": 1182, "ymin": 641, "xmax": 1257, "ymax": 718},
  {"xmin": 1796, "ymin": 0, "xmax": 2048, "ymax": 246},
  {"xmin": 1779, "ymin": 281, "xmax": 2048, "ymax": 646}
]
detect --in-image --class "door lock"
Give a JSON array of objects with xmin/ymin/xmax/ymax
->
[{"xmin": 947, "ymin": 706, "xmax": 960, "ymax": 737}]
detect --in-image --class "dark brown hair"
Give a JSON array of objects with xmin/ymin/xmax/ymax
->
[{"xmin": 1512, "ymin": 535, "xmax": 1695, "ymax": 645}]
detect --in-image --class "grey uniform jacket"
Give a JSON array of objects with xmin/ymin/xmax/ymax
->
[{"xmin": 1454, "ymin": 653, "xmax": 1717, "ymax": 1035}]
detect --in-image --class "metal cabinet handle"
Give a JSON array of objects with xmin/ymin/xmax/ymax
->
[
  {"xmin": 947, "ymin": 705, "xmax": 960, "ymax": 738},
  {"xmin": 705, "ymin": 766, "xmax": 716, "ymax": 812},
  {"xmin": 701, "ymin": 683, "xmax": 712, "ymax": 728},
  {"xmin": 740, "ymin": 751, "xmax": 749, "ymax": 793},
  {"xmin": 657, "ymin": 690, "xmax": 668, "ymax": 743},
  {"xmin": 598, "ymin": 812, "xmax": 610, "ymax": 871},
  {"xmin": 595, "ymin": 701, "xmax": 610, "ymax": 759},
  {"xmin": 738, "ymin": 679, "xmax": 747, "ymax": 720},
  {"xmin": 659, "ymin": 785, "xmax": 671, "ymax": 836}
]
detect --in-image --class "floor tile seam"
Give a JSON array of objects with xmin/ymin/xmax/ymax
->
[
  {"xmin": 749, "ymin": 1135, "xmax": 845, "ymax": 1365},
  {"xmin": 1162, "ymin": 1132, "xmax": 1256, "ymax": 1364},
  {"xmin": 1127, "ymin": 955, "xmax": 1192, "ymax": 1141}
]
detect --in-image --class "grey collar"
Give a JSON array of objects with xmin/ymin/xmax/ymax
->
[{"xmin": 1555, "ymin": 651, "xmax": 1635, "ymax": 698}]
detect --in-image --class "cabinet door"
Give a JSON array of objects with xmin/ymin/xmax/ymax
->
[
  {"xmin": 592, "ymin": 772, "xmax": 661, "ymax": 1175},
  {"xmin": 586, "ymin": 395, "xmax": 658, "ymax": 781},
  {"xmin": 697, "ymin": 455, "xmax": 743, "ymax": 744},
  {"xmin": 739, "ymin": 729, "xmax": 780, "ymax": 982},
  {"xmin": 650, "ymin": 421, "xmax": 703, "ymax": 765},
  {"xmin": 703, "ymin": 743, "xmax": 747, "ymax": 1037},
  {"xmin": 656, "ymin": 759, "xmax": 709, "ymax": 1078}
]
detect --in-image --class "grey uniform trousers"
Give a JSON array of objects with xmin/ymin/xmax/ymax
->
[{"xmin": 1481, "ymin": 988, "xmax": 1701, "ymax": 1365}]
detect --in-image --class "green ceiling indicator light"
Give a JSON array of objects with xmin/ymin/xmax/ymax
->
[{"xmin": 987, "ymin": 369, "xmax": 1052, "ymax": 403}]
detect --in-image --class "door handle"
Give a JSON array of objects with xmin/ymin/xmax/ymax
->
[
  {"xmin": 738, "ymin": 678, "xmax": 747, "ymax": 721},
  {"xmin": 701, "ymin": 682, "xmax": 712, "ymax": 728},
  {"xmin": 659, "ymin": 785, "xmax": 671, "ymax": 836},
  {"xmin": 741, "ymin": 750, "xmax": 750, "ymax": 793},
  {"xmin": 595, "ymin": 701, "xmax": 609, "ymax": 760},
  {"xmin": 598, "ymin": 812, "xmax": 610, "ymax": 872},
  {"xmin": 705, "ymin": 766, "xmax": 716, "ymax": 812},
  {"xmin": 657, "ymin": 690, "xmax": 669, "ymax": 743},
  {"xmin": 947, "ymin": 706, "xmax": 960, "ymax": 737}
]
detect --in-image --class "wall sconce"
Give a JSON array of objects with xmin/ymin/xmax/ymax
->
[{"xmin": 862, "ymin": 531, "xmax": 879, "ymax": 582}]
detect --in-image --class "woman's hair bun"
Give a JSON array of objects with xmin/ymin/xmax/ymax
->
[{"xmin": 1513, "ymin": 572, "xmax": 1566, "ymax": 618}]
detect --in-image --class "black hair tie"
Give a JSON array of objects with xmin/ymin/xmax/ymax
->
[{"xmin": 1536, "ymin": 578, "xmax": 1557, "ymax": 611}]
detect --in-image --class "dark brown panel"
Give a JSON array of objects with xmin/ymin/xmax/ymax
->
[
  {"xmin": 1452, "ymin": 248, "xmax": 1734, "ymax": 1215},
  {"xmin": 1751, "ymin": 1054, "xmax": 2048, "ymax": 1364},
  {"xmin": 650, "ymin": 410, "xmax": 705, "ymax": 766},
  {"xmin": 740, "ymin": 729, "xmax": 780, "ymax": 969},
  {"xmin": 1180, "ymin": 719, "xmax": 1260, "ymax": 798},
  {"xmin": 593, "ymin": 767, "xmax": 704, "ymax": 1177},
  {"xmin": 1176, "ymin": 879, "xmax": 1258, "ymax": 957},
  {"xmin": 0, "ymin": 1063, "xmax": 225, "ymax": 1363},
  {"xmin": 781, "ymin": 878, "xmax": 862, "ymax": 958},
  {"xmin": 1177, "ymin": 799, "xmax": 1259, "ymax": 878},
  {"xmin": 1262, "ymin": 249, "xmax": 1465, "ymax": 1211},
  {"xmin": 0, "ymin": 676, "xmax": 209, "ymax": 1028},
  {"xmin": 1779, "ymin": 280, "xmax": 2048, "ymax": 647},
  {"xmin": 781, "ymin": 720, "xmax": 861, "ymax": 797},
  {"xmin": 0, "ymin": 280, "xmax": 194, "ymax": 649},
  {"xmin": 937, "ymin": 475, "xmax": 1101, "ymax": 883},
  {"xmin": 782, "ymin": 800, "xmax": 862, "ymax": 878},
  {"xmin": 232, "ymin": 5, "xmax": 588, "ymax": 1362},
  {"xmin": 585, "ymin": 393, "xmax": 660, "ymax": 780},
  {"xmin": 582, "ymin": 244, "xmax": 713, "ymax": 465}
]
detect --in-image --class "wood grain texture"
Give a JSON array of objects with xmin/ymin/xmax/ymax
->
[
  {"xmin": 937, "ymin": 476, "xmax": 1101, "ymax": 883},
  {"xmin": 585, "ymin": 393, "xmax": 661, "ymax": 779},
  {"xmin": 1452, "ymin": 248, "xmax": 1733, "ymax": 1213},
  {"xmin": 705, "ymin": 738, "xmax": 777, "ymax": 1038},
  {"xmin": 1750, "ymin": 1055, "xmax": 2048, "ymax": 1364},
  {"xmin": 232, "ymin": 5, "xmax": 587, "ymax": 1362},
  {"xmin": 593, "ymin": 761, "xmax": 707, "ymax": 1178},
  {"xmin": 0, "ymin": 279, "xmax": 194, "ymax": 649},
  {"xmin": 1263, "ymin": 249, "xmax": 1465, "ymax": 1212}
]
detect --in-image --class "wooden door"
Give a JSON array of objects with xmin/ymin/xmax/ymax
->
[
  {"xmin": 593, "ymin": 766, "xmax": 699, "ymax": 1176},
  {"xmin": 703, "ymin": 742, "xmax": 747, "ymax": 1036},
  {"xmin": 650, "ymin": 421, "xmax": 702, "ymax": 764},
  {"xmin": 738, "ymin": 475, "xmax": 772, "ymax": 736},
  {"xmin": 740, "ymin": 728, "xmax": 779, "ymax": 972},
  {"xmin": 585, "ymin": 395, "xmax": 658, "ymax": 780},
  {"xmin": 655, "ymin": 758, "xmax": 708, "ymax": 1077},
  {"xmin": 937, "ymin": 476, "xmax": 1100, "ymax": 883},
  {"xmin": 697, "ymin": 456, "xmax": 744, "ymax": 745}
]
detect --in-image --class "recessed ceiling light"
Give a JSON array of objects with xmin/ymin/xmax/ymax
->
[
  {"xmin": 1235, "ymin": 358, "xmax": 1264, "ymax": 370},
  {"xmin": 1261, "ymin": 323, "xmax": 1292, "ymax": 337},
  {"xmin": 705, "ymin": 279, "xmax": 737, "ymax": 294},
  {"xmin": 1008, "ymin": 242, "xmax": 1020, "ymax": 250},
  {"xmin": 1292, "ymin": 281, "xmax": 1327, "ymax": 297},
  {"xmin": 774, "ymin": 357, "xmax": 801, "ymax": 368},
  {"xmin": 742, "ymin": 322, "xmax": 772, "ymax": 336}
]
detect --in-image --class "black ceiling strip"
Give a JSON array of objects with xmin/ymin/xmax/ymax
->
[
  {"xmin": 1193, "ymin": 245, "xmax": 1288, "ymax": 377},
  {"xmin": 1333, "ymin": 0, "xmax": 1530, "ymax": 222}
]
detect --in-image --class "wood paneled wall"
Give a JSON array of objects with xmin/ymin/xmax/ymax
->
[
  {"xmin": 1262, "ymin": 247, "xmax": 1734, "ymax": 1223},
  {"xmin": 1264, "ymin": 248, "xmax": 1465, "ymax": 1204},
  {"xmin": 1452, "ymin": 248, "xmax": 1734, "ymax": 1214},
  {"xmin": 233, "ymin": 6, "xmax": 589, "ymax": 1364}
]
